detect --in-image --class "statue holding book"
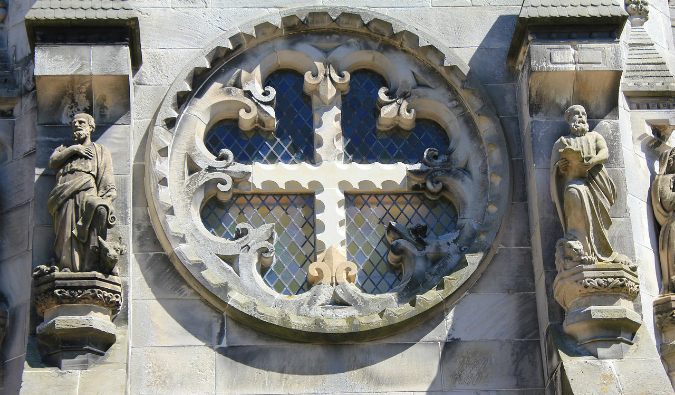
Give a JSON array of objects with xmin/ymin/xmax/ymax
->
[{"xmin": 550, "ymin": 105, "xmax": 631, "ymax": 268}]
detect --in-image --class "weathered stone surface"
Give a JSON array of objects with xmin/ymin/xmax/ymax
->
[
  {"xmin": 130, "ymin": 346, "xmax": 216, "ymax": 395},
  {"xmin": 92, "ymin": 75, "xmax": 131, "ymax": 125},
  {"xmin": 131, "ymin": 299, "xmax": 223, "ymax": 347},
  {"xmin": 132, "ymin": 208, "xmax": 163, "ymax": 253},
  {"xmin": 20, "ymin": 371, "xmax": 79, "ymax": 395},
  {"xmin": 469, "ymin": 247, "xmax": 535, "ymax": 293},
  {"xmin": 133, "ymin": 85, "xmax": 166, "ymax": 121},
  {"xmin": 0, "ymin": 251, "xmax": 32, "ymax": 307},
  {"xmin": 0, "ymin": 203, "xmax": 30, "ymax": 261},
  {"xmin": 92, "ymin": 46, "xmax": 131, "ymax": 76},
  {"xmin": 613, "ymin": 358, "xmax": 675, "ymax": 395},
  {"xmin": 132, "ymin": 253, "xmax": 200, "ymax": 300},
  {"xmin": 454, "ymin": 47, "xmax": 517, "ymax": 84},
  {"xmin": 447, "ymin": 293, "xmax": 539, "ymax": 341},
  {"xmin": 0, "ymin": 153, "xmax": 35, "ymax": 213},
  {"xmin": 501, "ymin": 116, "xmax": 524, "ymax": 159},
  {"xmin": 13, "ymin": 110, "xmax": 37, "ymax": 160},
  {"xmin": 77, "ymin": 369, "xmax": 127, "ymax": 395},
  {"xmin": 382, "ymin": 7, "xmax": 518, "ymax": 48},
  {"xmin": 441, "ymin": 340, "xmax": 543, "ymax": 390},
  {"xmin": 215, "ymin": 343, "xmax": 443, "ymax": 393},
  {"xmin": 500, "ymin": 202, "xmax": 530, "ymax": 247},
  {"xmin": 34, "ymin": 46, "xmax": 92, "ymax": 76},
  {"xmin": 484, "ymin": 84, "xmax": 518, "ymax": 117},
  {"xmin": 2, "ymin": 302, "xmax": 27, "ymax": 361}
]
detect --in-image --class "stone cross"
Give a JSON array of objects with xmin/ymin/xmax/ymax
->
[{"xmin": 248, "ymin": 63, "xmax": 413, "ymax": 254}]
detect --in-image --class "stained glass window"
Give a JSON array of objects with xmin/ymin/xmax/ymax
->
[
  {"xmin": 345, "ymin": 193, "xmax": 457, "ymax": 294},
  {"xmin": 201, "ymin": 194, "xmax": 316, "ymax": 295},
  {"xmin": 204, "ymin": 70, "xmax": 314, "ymax": 164},
  {"xmin": 342, "ymin": 70, "xmax": 450, "ymax": 164}
]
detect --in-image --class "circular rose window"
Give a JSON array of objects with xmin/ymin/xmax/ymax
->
[{"xmin": 145, "ymin": 8, "xmax": 511, "ymax": 341}]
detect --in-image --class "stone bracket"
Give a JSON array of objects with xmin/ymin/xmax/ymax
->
[{"xmin": 32, "ymin": 269, "xmax": 122, "ymax": 370}]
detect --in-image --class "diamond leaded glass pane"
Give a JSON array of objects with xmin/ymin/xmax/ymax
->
[
  {"xmin": 204, "ymin": 70, "xmax": 314, "ymax": 164},
  {"xmin": 201, "ymin": 194, "xmax": 316, "ymax": 295},
  {"xmin": 345, "ymin": 193, "xmax": 457, "ymax": 294},
  {"xmin": 342, "ymin": 70, "xmax": 450, "ymax": 164}
]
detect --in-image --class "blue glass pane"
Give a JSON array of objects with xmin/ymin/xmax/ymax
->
[
  {"xmin": 345, "ymin": 193, "xmax": 457, "ymax": 294},
  {"xmin": 204, "ymin": 70, "xmax": 314, "ymax": 164},
  {"xmin": 201, "ymin": 194, "xmax": 316, "ymax": 295},
  {"xmin": 343, "ymin": 70, "xmax": 450, "ymax": 164}
]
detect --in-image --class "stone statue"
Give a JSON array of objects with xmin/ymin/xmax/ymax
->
[
  {"xmin": 47, "ymin": 113, "xmax": 122, "ymax": 274},
  {"xmin": 652, "ymin": 147, "xmax": 675, "ymax": 293},
  {"xmin": 550, "ymin": 104, "xmax": 630, "ymax": 267}
]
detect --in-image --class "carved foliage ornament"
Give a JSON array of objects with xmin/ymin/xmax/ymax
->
[{"xmin": 145, "ymin": 9, "xmax": 510, "ymax": 341}]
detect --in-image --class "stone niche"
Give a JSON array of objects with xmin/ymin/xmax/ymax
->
[{"xmin": 27, "ymin": 10, "xmax": 137, "ymax": 368}]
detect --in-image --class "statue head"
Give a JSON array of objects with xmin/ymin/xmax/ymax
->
[
  {"xmin": 564, "ymin": 105, "xmax": 589, "ymax": 137},
  {"xmin": 71, "ymin": 113, "xmax": 95, "ymax": 143}
]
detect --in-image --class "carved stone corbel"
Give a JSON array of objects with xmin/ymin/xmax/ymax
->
[
  {"xmin": 32, "ymin": 267, "xmax": 122, "ymax": 369},
  {"xmin": 303, "ymin": 62, "xmax": 350, "ymax": 105},
  {"xmin": 553, "ymin": 259, "xmax": 641, "ymax": 358},
  {"xmin": 376, "ymin": 88, "xmax": 416, "ymax": 131}
]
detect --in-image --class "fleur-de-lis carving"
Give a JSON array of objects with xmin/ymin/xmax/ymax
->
[
  {"xmin": 307, "ymin": 246, "xmax": 358, "ymax": 285},
  {"xmin": 377, "ymin": 88, "xmax": 416, "ymax": 131},
  {"xmin": 303, "ymin": 62, "xmax": 350, "ymax": 105}
]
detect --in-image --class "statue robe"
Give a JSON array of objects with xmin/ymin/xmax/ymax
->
[
  {"xmin": 47, "ymin": 142, "xmax": 116, "ymax": 271},
  {"xmin": 550, "ymin": 131, "xmax": 617, "ymax": 262},
  {"xmin": 651, "ymin": 150, "xmax": 675, "ymax": 293}
]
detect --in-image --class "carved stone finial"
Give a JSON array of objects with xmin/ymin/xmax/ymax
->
[
  {"xmin": 626, "ymin": 0, "xmax": 649, "ymax": 20},
  {"xmin": 550, "ymin": 105, "xmax": 640, "ymax": 358},
  {"xmin": 376, "ymin": 88, "xmax": 416, "ymax": 131},
  {"xmin": 303, "ymin": 62, "xmax": 350, "ymax": 105},
  {"xmin": 307, "ymin": 246, "xmax": 357, "ymax": 286}
]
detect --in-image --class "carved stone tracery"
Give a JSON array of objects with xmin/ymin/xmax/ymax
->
[{"xmin": 145, "ymin": 9, "xmax": 510, "ymax": 341}]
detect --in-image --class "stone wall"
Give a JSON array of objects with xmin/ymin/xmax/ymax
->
[{"xmin": 0, "ymin": 0, "xmax": 672, "ymax": 394}]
